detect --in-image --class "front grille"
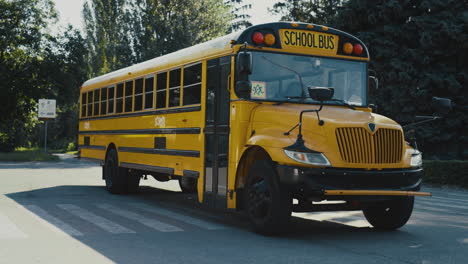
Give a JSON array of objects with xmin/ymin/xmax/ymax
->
[{"xmin": 336, "ymin": 127, "xmax": 403, "ymax": 164}]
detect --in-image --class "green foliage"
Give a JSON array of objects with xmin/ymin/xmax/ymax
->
[
  {"xmin": 84, "ymin": 0, "xmax": 232, "ymax": 75},
  {"xmin": 0, "ymin": 0, "xmax": 57, "ymax": 152},
  {"xmin": 225, "ymin": 0, "xmax": 252, "ymax": 32},
  {"xmin": 0, "ymin": 148, "xmax": 60, "ymax": 162},
  {"xmin": 423, "ymin": 160, "xmax": 468, "ymax": 188},
  {"xmin": 270, "ymin": 0, "xmax": 345, "ymax": 25}
]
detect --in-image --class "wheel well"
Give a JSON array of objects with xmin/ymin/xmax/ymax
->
[
  {"xmin": 105, "ymin": 143, "xmax": 117, "ymax": 160},
  {"xmin": 235, "ymin": 146, "xmax": 271, "ymax": 191},
  {"xmin": 102, "ymin": 143, "xmax": 117, "ymax": 180}
]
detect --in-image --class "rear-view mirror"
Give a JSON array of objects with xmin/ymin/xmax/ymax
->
[
  {"xmin": 236, "ymin": 52, "xmax": 252, "ymax": 74},
  {"xmin": 235, "ymin": 80, "xmax": 251, "ymax": 99},
  {"xmin": 432, "ymin": 97, "xmax": 452, "ymax": 115},
  {"xmin": 308, "ymin": 87, "xmax": 334, "ymax": 102}
]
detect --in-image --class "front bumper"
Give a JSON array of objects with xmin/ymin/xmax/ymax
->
[{"xmin": 276, "ymin": 165, "xmax": 423, "ymax": 193}]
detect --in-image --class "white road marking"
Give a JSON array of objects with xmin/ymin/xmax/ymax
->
[
  {"xmin": 293, "ymin": 211, "xmax": 361, "ymax": 221},
  {"xmin": 128, "ymin": 203, "xmax": 226, "ymax": 230},
  {"xmin": 0, "ymin": 213, "xmax": 28, "ymax": 239},
  {"xmin": 24, "ymin": 205, "xmax": 83, "ymax": 236},
  {"xmin": 417, "ymin": 200, "xmax": 468, "ymax": 211},
  {"xmin": 96, "ymin": 204, "xmax": 182, "ymax": 232},
  {"xmin": 57, "ymin": 204, "xmax": 135, "ymax": 234},
  {"xmin": 426, "ymin": 196, "xmax": 468, "ymax": 204},
  {"xmin": 339, "ymin": 220, "xmax": 370, "ymax": 228}
]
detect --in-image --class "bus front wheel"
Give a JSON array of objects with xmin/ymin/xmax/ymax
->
[
  {"xmin": 245, "ymin": 159, "xmax": 292, "ymax": 235},
  {"xmin": 363, "ymin": 196, "xmax": 414, "ymax": 230},
  {"xmin": 104, "ymin": 149, "xmax": 127, "ymax": 194}
]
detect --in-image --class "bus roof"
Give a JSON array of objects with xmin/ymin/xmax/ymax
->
[{"xmin": 81, "ymin": 22, "xmax": 368, "ymax": 91}]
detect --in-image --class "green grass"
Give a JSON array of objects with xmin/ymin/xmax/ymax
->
[{"xmin": 0, "ymin": 148, "xmax": 60, "ymax": 162}]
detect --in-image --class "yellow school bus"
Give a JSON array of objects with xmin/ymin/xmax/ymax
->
[{"xmin": 79, "ymin": 22, "xmax": 430, "ymax": 234}]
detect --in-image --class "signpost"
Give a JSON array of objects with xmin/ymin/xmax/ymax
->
[{"xmin": 38, "ymin": 99, "xmax": 56, "ymax": 152}]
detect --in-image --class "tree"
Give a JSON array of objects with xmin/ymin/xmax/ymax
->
[
  {"xmin": 132, "ymin": 0, "xmax": 232, "ymax": 62},
  {"xmin": 0, "ymin": 0, "xmax": 57, "ymax": 151},
  {"xmin": 270, "ymin": 0, "xmax": 345, "ymax": 24},
  {"xmin": 225, "ymin": 0, "xmax": 252, "ymax": 32},
  {"xmin": 83, "ymin": 0, "xmax": 133, "ymax": 76},
  {"xmin": 83, "ymin": 0, "xmax": 232, "ymax": 74}
]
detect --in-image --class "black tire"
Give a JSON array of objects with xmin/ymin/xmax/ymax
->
[
  {"xmin": 245, "ymin": 159, "xmax": 292, "ymax": 235},
  {"xmin": 363, "ymin": 196, "xmax": 414, "ymax": 230},
  {"xmin": 179, "ymin": 177, "xmax": 198, "ymax": 193},
  {"xmin": 103, "ymin": 149, "xmax": 127, "ymax": 194}
]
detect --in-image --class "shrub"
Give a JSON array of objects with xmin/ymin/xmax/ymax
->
[{"xmin": 423, "ymin": 160, "xmax": 468, "ymax": 188}]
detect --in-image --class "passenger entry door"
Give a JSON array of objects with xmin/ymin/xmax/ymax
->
[{"xmin": 204, "ymin": 56, "xmax": 231, "ymax": 208}]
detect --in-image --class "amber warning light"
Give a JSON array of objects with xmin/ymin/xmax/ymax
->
[{"xmin": 343, "ymin": 42, "xmax": 363, "ymax": 56}]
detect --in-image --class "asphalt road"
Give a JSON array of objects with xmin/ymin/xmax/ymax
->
[{"xmin": 0, "ymin": 155, "xmax": 467, "ymax": 264}]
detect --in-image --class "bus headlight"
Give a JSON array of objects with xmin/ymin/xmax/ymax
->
[
  {"xmin": 410, "ymin": 150, "xmax": 422, "ymax": 167},
  {"xmin": 284, "ymin": 150, "xmax": 331, "ymax": 166}
]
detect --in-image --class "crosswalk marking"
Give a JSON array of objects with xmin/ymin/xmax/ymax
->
[
  {"xmin": 96, "ymin": 204, "xmax": 182, "ymax": 232},
  {"xmin": 24, "ymin": 205, "xmax": 83, "ymax": 236},
  {"xmin": 0, "ymin": 213, "xmax": 28, "ymax": 239},
  {"xmin": 128, "ymin": 203, "xmax": 226, "ymax": 230},
  {"xmin": 57, "ymin": 204, "xmax": 135, "ymax": 234}
]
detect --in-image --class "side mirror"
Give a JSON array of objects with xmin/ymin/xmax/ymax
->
[
  {"xmin": 308, "ymin": 87, "xmax": 334, "ymax": 101},
  {"xmin": 432, "ymin": 97, "xmax": 452, "ymax": 115},
  {"xmin": 369, "ymin": 76, "xmax": 379, "ymax": 90},
  {"xmin": 236, "ymin": 52, "xmax": 252, "ymax": 74},
  {"xmin": 235, "ymin": 80, "xmax": 251, "ymax": 98}
]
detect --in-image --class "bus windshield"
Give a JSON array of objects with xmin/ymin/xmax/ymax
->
[{"xmin": 248, "ymin": 52, "xmax": 368, "ymax": 106}]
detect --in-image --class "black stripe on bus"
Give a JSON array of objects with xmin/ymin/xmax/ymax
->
[
  {"xmin": 183, "ymin": 170, "xmax": 200, "ymax": 179},
  {"xmin": 118, "ymin": 146, "xmax": 200, "ymax": 158},
  {"xmin": 78, "ymin": 145, "xmax": 106, "ymax": 150},
  {"xmin": 79, "ymin": 127, "xmax": 201, "ymax": 135},
  {"xmin": 120, "ymin": 162, "xmax": 174, "ymax": 175},
  {"xmin": 79, "ymin": 105, "xmax": 201, "ymax": 121}
]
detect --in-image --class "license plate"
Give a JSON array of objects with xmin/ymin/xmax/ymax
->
[{"xmin": 279, "ymin": 29, "xmax": 339, "ymax": 55}]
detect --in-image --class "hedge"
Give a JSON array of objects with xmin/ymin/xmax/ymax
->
[{"xmin": 423, "ymin": 160, "xmax": 468, "ymax": 188}]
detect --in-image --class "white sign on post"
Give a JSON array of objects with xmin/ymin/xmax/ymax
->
[{"xmin": 38, "ymin": 99, "xmax": 56, "ymax": 119}]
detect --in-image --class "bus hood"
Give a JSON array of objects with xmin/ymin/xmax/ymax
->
[{"xmin": 247, "ymin": 104, "xmax": 402, "ymax": 155}]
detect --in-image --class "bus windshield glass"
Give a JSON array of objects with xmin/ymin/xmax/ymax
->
[{"xmin": 248, "ymin": 52, "xmax": 367, "ymax": 106}]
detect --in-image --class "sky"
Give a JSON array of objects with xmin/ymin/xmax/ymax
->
[{"xmin": 51, "ymin": 0, "xmax": 283, "ymax": 33}]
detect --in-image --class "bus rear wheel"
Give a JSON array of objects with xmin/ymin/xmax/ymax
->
[
  {"xmin": 104, "ymin": 149, "xmax": 127, "ymax": 194},
  {"xmin": 179, "ymin": 177, "xmax": 198, "ymax": 193},
  {"xmin": 245, "ymin": 159, "xmax": 292, "ymax": 235},
  {"xmin": 363, "ymin": 196, "xmax": 414, "ymax": 230}
]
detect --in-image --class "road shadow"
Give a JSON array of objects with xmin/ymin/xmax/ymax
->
[
  {"xmin": 5, "ymin": 184, "xmax": 430, "ymax": 264},
  {"xmin": 0, "ymin": 158, "xmax": 100, "ymax": 170}
]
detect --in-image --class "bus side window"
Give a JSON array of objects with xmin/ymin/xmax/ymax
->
[
  {"xmin": 144, "ymin": 75, "xmax": 154, "ymax": 109},
  {"xmin": 124, "ymin": 80, "xmax": 134, "ymax": 112},
  {"xmin": 116, "ymin": 83, "xmax": 124, "ymax": 113},
  {"xmin": 81, "ymin": 92, "xmax": 87, "ymax": 118},
  {"xmin": 156, "ymin": 72, "xmax": 167, "ymax": 109},
  {"xmin": 169, "ymin": 68, "xmax": 181, "ymax": 107},
  {"xmin": 93, "ymin": 89, "xmax": 100, "ymax": 116},
  {"xmin": 134, "ymin": 78, "xmax": 143, "ymax": 111},
  {"xmin": 100, "ymin": 87, "xmax": 107, "ymax": 115},
  {"xmin": 87, "ymin": 91, "xmax": 93, "ymax": 117},
  {"xmin": 108, "ymin": 85, "xmax": 115, "ymax": 114},
  {"xmin": 183, "ymin": 63, "xmax": 202, "ymax": 105}
]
